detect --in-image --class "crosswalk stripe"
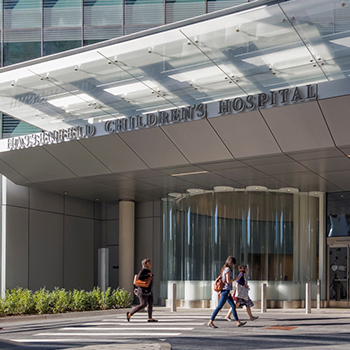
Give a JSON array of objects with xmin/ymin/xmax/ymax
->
[
  {"xmin": 12, "ymin": 339, "xmax": 134, "ymax": 343},
  {"xmin": 112, "ymin": 316, "xmax": 209, "ymax": 319},
  {"xmin": 62, "ymin": 327, "xmax": 194, "ymax": 330},
  {"xmin": 34, "ymin": 332, "xmax": 181, "ymax": 337},
  {"xmin": 83, "ymin": 322, "xmax": 204, "ymax": 326}
]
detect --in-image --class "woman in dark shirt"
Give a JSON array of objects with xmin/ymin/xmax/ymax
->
[{"xmin": 126, "ymin": 258, "xmax": 157, "ymax": 322}]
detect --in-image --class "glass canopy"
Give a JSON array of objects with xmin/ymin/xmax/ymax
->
[{"xmin": 0, "ymin": 0, "xmax": 349, "ymax": 131}]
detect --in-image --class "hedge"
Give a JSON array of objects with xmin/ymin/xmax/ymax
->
[{"xmin": 0, "ymin": 287, "xmax": 132, "ymax": 316}]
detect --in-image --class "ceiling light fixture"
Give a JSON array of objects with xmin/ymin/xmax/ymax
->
[{"xmin": 171, "ymin": 171, "xmax": 208, "ymax": 177}]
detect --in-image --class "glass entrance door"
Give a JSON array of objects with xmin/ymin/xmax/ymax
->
[{"xmin": 328, "ymin": 246, "xmax": 349, "ymax": 306}]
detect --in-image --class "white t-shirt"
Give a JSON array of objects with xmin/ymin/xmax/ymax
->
[{"xmin": 222, "ymin": 267, "xmax": 232, "ymax": 291}]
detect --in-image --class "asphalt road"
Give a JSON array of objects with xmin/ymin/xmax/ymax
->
[{"xmin": 0, "ymin": 307, "xmax": 349, "ymax": 350}]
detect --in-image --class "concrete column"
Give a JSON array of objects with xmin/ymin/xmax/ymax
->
[{"xmin": 119, "ymin": 200, "xmax": 135, "ymax": 293}]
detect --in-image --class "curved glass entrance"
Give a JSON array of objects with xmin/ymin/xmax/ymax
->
[{"xmin": 161, "ymin": 187, "xmax": 324, "ymax": 306}]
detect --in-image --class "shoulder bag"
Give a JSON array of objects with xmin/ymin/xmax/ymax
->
[{"xmin": 133, "ymin": 274, "xmax": 152, "ymax": 288}]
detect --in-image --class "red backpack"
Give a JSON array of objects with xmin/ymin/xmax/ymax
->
[{"xmin": 213, "ymin": 274, "xmax": 224, "ymax": 292}]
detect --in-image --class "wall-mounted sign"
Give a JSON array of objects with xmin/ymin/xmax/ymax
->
[{"xmin": 6, "ymin": 83, "xmax": 317, "ymax": 151}]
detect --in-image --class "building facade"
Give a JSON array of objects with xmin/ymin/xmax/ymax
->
[{"xmin": 0, "ymin": 0, "xmax": 350, "ymax": 309}]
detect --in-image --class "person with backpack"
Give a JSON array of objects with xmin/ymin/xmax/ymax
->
[{"xmin": 208, "ymin": 256, "xmax": 246, "ymax": 328}]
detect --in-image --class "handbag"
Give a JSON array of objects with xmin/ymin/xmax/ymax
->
[
  {"xmin": 235, "ymin": 282, "xmax": 249, "ymax": 300},
  {"xmin": 133, "ymin": 274, "xmax": 152, "ymax": 288}
]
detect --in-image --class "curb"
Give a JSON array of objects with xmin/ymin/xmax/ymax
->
[{"xmin": 0, "ymin": 308, "xmax": 132, "ymax": 324}]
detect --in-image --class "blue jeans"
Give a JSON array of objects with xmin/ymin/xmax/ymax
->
[{"xmin": 210, "ymin": 290, "xmax": 239, "ymax": 321}]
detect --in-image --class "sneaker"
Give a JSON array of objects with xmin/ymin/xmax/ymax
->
[
  {"xmin": 237, "ymin": 321, "xmax": 247, "ymax": 327},
  {"xmin": 225, "ymin": 316, "xmax": 232, "ymax": 322},
  {"xmin": 250, "ymin": 316, "xmax": 259, "ymax": 321},
  {"xmin": 208, "ymin": 321, "xmax": 218, "ymax": 328}
]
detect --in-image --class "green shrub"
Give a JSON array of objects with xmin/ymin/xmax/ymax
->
[
  {"xmin": 71, "ymin": 289, "xmax": 91, "ymax": 311},
  {"xmin": 0, "ymin": 286, "xmax": 132, "ymax": 317},
  {"xmin": 51, "ymin": 288, "xmax": 72, "ymax": 313},
  {"xmin": 4, "ymin": 288, "xmax": 35, "ymax": 315},
  {"xmin": 33, "ymin": 288, "xmax": 52, "ymax": 314},
  {"xmin": 111, "ymin": 287, "xmax": 132, "ymax": 309},
  {"xmin": 100, "ymin": 288, "xmax": 113, "ymax": 310}
]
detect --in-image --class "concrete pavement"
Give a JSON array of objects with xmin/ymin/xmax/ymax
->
[{"xmin": 0, "ymin": 306, "xmax": 349, "ymax": 349}]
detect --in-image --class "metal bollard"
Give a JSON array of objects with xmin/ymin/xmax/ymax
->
[
  {"xmin": 317, "ymin": 279, "xmax": 321, "ymax": 309},
  {"xmin": 261, "ymin": 283, "xmax": 267, "ymax": 313},
  {"xmin": 306, "ymin": 282, "xmax": 311, "ymax": 314},
  {"xmin": 170, "ymin": 283, "xmax": 177, "ymax": 312}
]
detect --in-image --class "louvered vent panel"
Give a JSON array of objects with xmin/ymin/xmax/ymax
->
[
  {"xmin": 165, "ymin": 0, "xmax": 205, "ymax": 24},
  {"xmin": 124, "ymin": 24, "xmax": 161, "ymax": 35},
  {"xmin": 84, "ymin": 26, "xmax": 122, "ymax": 40},
  {"xmin": 44, "ymin": 27, "xmax": 82, "ymax": 41},
  {"xmin": 4, "ymin": 0, "xmax": 41, "ymax": 42},
  {"xmin": 125, "ymin": 0, "xmax": 164, "ymax": 26},
  {"xmin": 84, "ymin": 0, "xmax": 122, "ymax": 40},
  {"xmin": 4, "ymin": 29, "xmax": 41, "ymax": 42},
  {"xmin": 2, "ymin": 115, "xmax": 40, "ymax": 139},
  {"xmin": 44, "ymin": 0, "xmax": 82, "ymax": 41},
  {"xmin": 207, "ymin": 0, "xmax": 247, "ymax": 13}
]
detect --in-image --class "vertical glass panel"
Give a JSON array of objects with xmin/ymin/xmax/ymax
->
[
  {"xmin": 329, "ymin": 247, "xmax": 348, "ymax": 301},
  {"xmin": 185, "ymin": 192, "xmax": 212, "ymax": 281},
  {"xmin": 43, "ymin": 0, "xmax": 82, "ymax": 55},
  {"xmin": 83, "ymin": 0, "xmax": 123, "ymax": 45},
  {"xmin": 309, "ymin": 194, "xmax": 319, "ymax": 281},
  {"xmin": 165, "ymin": 0, "xmax": 206, "ymax": 24},
  {"xmin": 212, "ymin": 189, "xmax": 234, "ymax": 279},
  {"xmin": 245, "ymin": 191, "xmax": 268, "ymax": 280},
  {"xmin": 233, "ymin": 190, "xmax": 245, "ymax": 273},
  {"xmin": 125, "ymin": 0, "xmax": 164, "ymax": 35},
  {"xmin": 185, "ymin": 191, "xmax": 212, "ymax": 300},
  {"xmin": 279, "ymin": 193, "xmax": 294, "ymax": 282},
  {"xmin": 3, "ymin": 0, "xmax": 41, "ymax": 65}
]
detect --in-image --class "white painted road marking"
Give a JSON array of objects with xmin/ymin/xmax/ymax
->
[
  {"xmin": 62, "ymin": 327, "xmax": 194, "ymax": 330},
  {"xmin": 34, "ymin": 332, "xmax": 181, "ymax": 336}
]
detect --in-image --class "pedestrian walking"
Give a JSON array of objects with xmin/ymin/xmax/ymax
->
[
  {"xmin": 208, "ymin": 256, "xmax": 246, "ymax": 328},
  {"xmin": 225, "ymin": 265, "xmax": 258, "ymax": 321},
  {"xmin": 126, "ymin": 258, "xmax": 158, "ymax": 322}
]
